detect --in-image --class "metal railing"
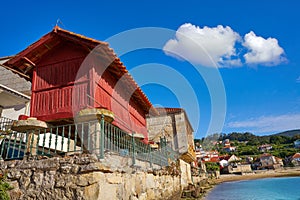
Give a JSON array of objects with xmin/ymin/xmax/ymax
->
[
  {"xmin": 0, "ymin": 117, "xmax": 15, "ymax": 133},
  {"xmin": 0, "ymin": 116, "xmax": 178, "ymax": 167}
]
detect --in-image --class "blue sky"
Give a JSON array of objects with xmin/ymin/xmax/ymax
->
[{"xmin": 1, "ymin": 1, "xmax": 300, "ymax": 138}]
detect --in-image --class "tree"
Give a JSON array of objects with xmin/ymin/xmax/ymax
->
[{"xmin": 205, "ymin": 162, "xmax": 219, "ymax": 172}]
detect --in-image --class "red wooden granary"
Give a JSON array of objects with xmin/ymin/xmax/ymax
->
[{"xmin": 4, "ymin": 26, "xmax": 154, "ymax": 140}]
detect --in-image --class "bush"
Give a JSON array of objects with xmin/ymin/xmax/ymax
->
[
  {"xmin": 0, "ymin": 175, "xmax": 12, "ymax": 200},
  {"xmin": 205, "ymin": 162, "xmax": 219, "ymax": 172}
]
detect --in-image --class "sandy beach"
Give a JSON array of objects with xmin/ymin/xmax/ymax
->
[
  {"xmin": 216, "ymin": 167, "xmax": 300, "ymax": 183},
  {"xmin": 200, "ymin": 167, "xmax": 300, "ymax": 200}
]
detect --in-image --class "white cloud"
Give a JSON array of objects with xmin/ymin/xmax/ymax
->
[
  {"xmin": 226, "ymin": 114, "xmax": 300, "ymax": 135},
  {"xmin": 243, "ymin": 31, "xmax": 286, "ymax": 66},
  {"xmin": 297, "ymin": 76, "xmax": 300, "ymax": 83},
  {"xmin": 163, "ymin": 23, "xmax": 241, "ymax": 67},
  {"xmin": 164, "ymin": 23, "xmax": 287, "ymax": 67}
]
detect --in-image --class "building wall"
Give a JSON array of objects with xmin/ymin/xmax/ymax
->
[
  {"xmin": 228, "ymin": 164, "xmax": 252, "ymax": 174},
  {"xmin": 146, "ymin": 111, "xmax": 194, "ymax": 154},
  {"xmin": 175, "ymin": 112, "xmax": 189, "ymax": 154},
  {"xmin": 31, "ymin": 42, "xmax": 87, "ymax": 121},
  {"xmin": 0, "ymin": 63, "xmax": 31, "ymax": 95},
  {"xmin": 1, "ymin": 105, "xmax": 29, "ymax": 120},
  {"xmin": 0, "ymin": 63, "xmax": 31, "ymax": 119},
  {"xmin": 147, "ymin": 114, "xmax": 177, "ymax": 149}
]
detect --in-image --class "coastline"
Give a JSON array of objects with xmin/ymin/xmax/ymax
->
[{"xmin": 200, "ymin": 167, "xmax": 300, "ymax": 200}]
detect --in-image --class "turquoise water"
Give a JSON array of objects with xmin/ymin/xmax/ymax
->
[{"xmin": 205, "ymin": 177, "xmax": 300, "ymax": 200}]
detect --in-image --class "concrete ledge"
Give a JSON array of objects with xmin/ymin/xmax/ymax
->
[
  {"xmin": 11, "ymin": 117, "xmax": 48, "ymax": 132},
  {"xmin": 75, "ymin": 108, "xmax": 114, "ymax": 123}
]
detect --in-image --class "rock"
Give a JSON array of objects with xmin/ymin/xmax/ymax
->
[
  {"xmin": 7, "ymin": 170, "xmax": 21, "ymax": 180},
  {"xmin": 60, "ymin": 165, "xmax": 72, "ymax": 174},
  {"xmin": 7, "ymin": 160, "xmax": 17, "ymax": 168},
  {"xmin": 77, "ymin": 172, "xmax": 103, "ymax": 186},
  {"xmin": 138, "ymin": 193, "xmax": 147, "ymax": 200},
  {"xmin": 32, "ymin": 171, "xmax": 44, "ymax": 186},
  {"xmin": 42, "ymin": 171, "xmax": 56, "ymax": 189},
  {"xmin": 71, "ymin": 165, "xmax": 80, "ymax": 174},
  {"xmin": 106, "ymin": 174, "xmax": 122, "ymax": 184},
  {"xmin": 20, "ymin": 169, "xmax": 32, "ymax": 177},
  {"xmin": 84, "ymin": 183, "xmax": 100, "ymax": 200},
  {"xmin": 74, "ymin": 156, "xmax": 92, "ymax": 165},
  {"xmin": 80, "ymin": 162, "xmax": 112, "ymax": 173},
  {"xmin": 19, "ymin": 176, "xmax": 31, "ymax": 189},
  {"xmin": 145, "ymin": 174, "xmax": 155, "ymax": 189},
  {"xmin": 100, "ymin": 182, "xmax": 118, "ymax": 200},
  {"xmin": 146, "ymin": 189, "xmax": 156, "ymax": 200}
]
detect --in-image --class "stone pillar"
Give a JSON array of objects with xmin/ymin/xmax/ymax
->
[
  {"xmin": 11, "ymin": 117, "xmax": 48, "ymax": 156},
  {"xmin": 27, "ymin": 133, "xmax": 39, "ymax": 155},
  {"xmin": 75, "ymin": 108, "xmax": 114, "ymax": 157}
]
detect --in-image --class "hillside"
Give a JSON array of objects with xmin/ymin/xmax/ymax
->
[{"xmin": 272, "ymin": 129, "xmax": 300, "ymax": 138}]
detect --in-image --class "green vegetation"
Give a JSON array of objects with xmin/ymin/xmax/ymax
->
[
  {"xmin": 0, "ymin": 175, "xmax": 12, "ymax": 200},
  {"xmin": 196, "ymin": 131, "xmax": 300, "ymax": 160},
  {"xmin": 205, "ymin": 162, "xmax": 220, "ymax": 172}
]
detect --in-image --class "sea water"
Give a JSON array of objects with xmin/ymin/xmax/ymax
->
[{"xmin": 205, "ymin": 176, "xmax": 300, "ymax": 200}]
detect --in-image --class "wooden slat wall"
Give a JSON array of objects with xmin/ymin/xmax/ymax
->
[
  {"xmin": 32, "ymin": 56, "xmax": 88, "ymax": 121},
  {"xmin": 94, "ymin": 70, "xmax": 148, "ymax": 138}
]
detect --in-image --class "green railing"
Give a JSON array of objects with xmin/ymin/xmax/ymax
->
[{"xmin": 0, "ymin": 117, "xmax": 178, "ymax": 167}]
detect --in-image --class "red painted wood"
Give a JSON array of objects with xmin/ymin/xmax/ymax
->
[
  {"xmin": 93, "ymin": 68, "xmax": 148, "ymax": 139},
  {"xmin": 30, "ymin": 40, "xmax": 148, "ymax": 140}
]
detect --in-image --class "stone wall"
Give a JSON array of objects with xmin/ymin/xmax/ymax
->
[
  {"xmin": 0, "ymin": 154, "xmax": 190, "ymax": 200},
  {"xmin": 146, "ymin": 112, "xmax": 193, "ymax": 154}
]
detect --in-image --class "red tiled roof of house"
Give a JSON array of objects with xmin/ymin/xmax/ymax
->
[
  {"xmin": 292, "ymin": 153, "xmax": 300, "ymax": 159},
  {"xmin": 4, "ymin": 26, "xmax": 155, "ymax": 114},
  {"xmin": 209, "ymin": 157, "xmax": 220, "ymax": 163},
  {"xmin": 219, "ymin": 155, "xmax": 231, "ymax": 161}
]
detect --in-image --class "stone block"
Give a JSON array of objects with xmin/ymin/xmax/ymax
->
[
  {"xmin": 7, "ymin": 169, "xmax": 21, "ymax": 180},
  {"xmin": 32, "ymin": 172, "xmax": 44, "ymax": 186},
  {"xmin": 145, "ymin": 174, "xmax": 155, "ymax": 189},
  {"xmin": 19, "ymin": 176, "xmax": 31, "ymax": 189},
  {"xmin": 80, "ymin": 162, "xmax": 112, "ymax": 173},
  {"xmin": 77, "ymin": 172, "xmax": 103, "ymax": 186},
  {"xmin": 99, "ymin": 182, "xmax": 118, "ymax": 200},
  {"xmin": 83, "ymin": 183, "xmax": 100, "ymax": 200},
  {"xmin": 60, "ymin": 165, "xmax": 72, "ymax": 174},
  {"xmin": 146, "ymin": 189, "xmax": 156, "ymax": 200},
  {"xmin": 42, "ymin": 171, "xmax": 56, "ymax": 189},
  {"xmin": 106, "ymin": 174, "xmax": 122, "ymax": 184}
]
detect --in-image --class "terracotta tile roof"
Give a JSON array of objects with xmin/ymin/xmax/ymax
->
[
  {"xmin": 202, "ymin": 156, "xmax": 220, "ymax": 163},
  {"xmin": 292, "ymin": 153, "xmax": 300, "ymax": 159},
  {"xmin": 155, "ymin": 107, "xmax": 184, "ymax": 114},
  {"xmin": 219, "ymin": 155, "xmax": 231, "ymax": 161},
  {"xmin": 4, "ymin": 26, "xmax": 154, "ymax": 114}
]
